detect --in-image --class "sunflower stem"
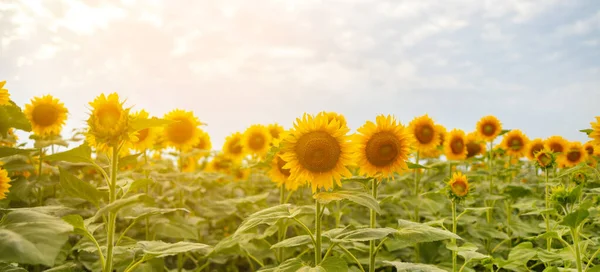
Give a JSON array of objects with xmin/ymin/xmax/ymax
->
[
  {"xmin": 104, "ymin": 146, "xmax": 119, "ymax": 272},
  {"xmin": 572, "ymin": 227, "xmax": 583, "ymax": 272},
  {"xmin": 545, "ymin": 167, "xmax": 552, "ymax": 251},
  {"xmin": 369, "ymin": 179, "xmax": 378, "ymax": 272},
  {"xmin": 315, "ymin": 195, "xmax": 322, "ymax": 265},
  {"xmin": 414, "ymin": 151, "xmax": 421, "ymax": 263},
  {"xmin": 452, "ymin": 200, "xmax": 457, "ymax": 272},
  {"xmin": 277, "ymin": 185, "xmax": 286, "ymax": 263},
  {"xmin": 486, "ymin": 141, "xmax": 494, "ymax": 224},
  {"xmin": 143, "ymin": 151, "xmax": 150, "ymax": 241}
]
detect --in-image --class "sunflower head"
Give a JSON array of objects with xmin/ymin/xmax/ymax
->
[
  {"xmin": 130, "ymin": 110, "xmax": 159, "ymax": 152},
  {"xmin": 444, "ymin": 129, "xmax": 467, "ymax": 161},
  {"xmin": 0, "ymin": 128, "xmax": 18, "ymax": 147},
  {"xmin": 318, "ymin": 111, "xmax": 348, "ymax": 129},
  {"xmin": 0, "ymin": 168, "xmax": 11, "ymax": 200},
  {"xmin": 268, "ymin": 123, "xmax": 285, "ymax": 141},
  {"xmin": 242, "ymin": 125, "xmax": 272, "ymax": 157},
  {"xmin": 193, "ymin": 129, "xmax": 212, "ymax": 153},
  {"xmin": 353, "ymin": 115, "xmax": 412, "ymax": 177},
  {"xmin": 545, "ymin": 136, "xmax": 568, "ymax": 154},
  {"xmin": 207, "ymin": 154, "xmax": 233, "ymax": 174},
  {"xmin": 563, "ymin": 141, "xmax": 587, "ymax": 167},
  {"xmin": 409, "ymin": 114, "xmax": 441, "ymax": 151},
  {"xmin": 448, "ymin": 172, "xmax": 469, "ymax": 200},
  {"xmin": 223, "ymin": 132, "xmax": 245, "ymax": 161},
  {"xmin": 476, "ymin": 115, "xmax": 502, "ymax": 142},
  {"xmin": 87, "ymin": 93, "xmax": 132, "ymax": 151},
  {"xmin": 501, "ymin": 130, "xmax": 529, "ymax": 157},
  {"xmin": 465, "ymin": 132, "xmax": 486, "ymax": 158},
  {"xmin": 268, "ymin": 153, "xmax": 302, "ymax": 191},
  {"xmin": 232, "ymin": 166, "xmax": 251, "ymax": 182},
  {"xmin": 583, "ymin": 141, "xmax": 598, "ymax": 156},
  {"xmin": 24, "ymin": 95, "xmax": 68, "ymax": 136},
  {"xmin": 181, "ymin": 156, "xmax": 197, "ymax": 173},
  {"xmin": 0, "ymin": 81, "xmax": 11, "ymax": 106},
  {"xmin": 280, "ymin": 113, "xmax": 352, "ymax": 193},
  {"xmin": 163, "ymin": 109, "xmax": 202, "ymax": 151},
  {"xmin": 526, "ymin": 138, "xmax": 545, "ymax": 161},
  {"xmin": 534, "ymin": 148, "xmax": 556, "ymax": 169},
  {"xmin": 571, "ymin": 171, "xmax": 587, "ymax": 185},
  {"xmin": 589, "ymin": 116, "xmax": 600, "ymax": 145}
]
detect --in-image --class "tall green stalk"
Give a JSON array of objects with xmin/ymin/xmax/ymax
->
[
  {"xmin": 544, "ymin": 168, "xmax": 551, "ymax": 250},
  {"xmin": 486, "ymin": 141, "xmax": 494, "ymax": 224},
  {"xmin": 369, "ymin": 179, "xmax": 378, "ymax": 272},
  {"xmin": 278, "ymin": 185, "xmax": 286, "ymax": 263},
  {"xmin": 315, "ymin": 197, "xmax": 322, "ymax": 265},
  {"xmin": 143, "ymin": 151, "xmax": 150, "ymax": 241},
  {"xmin": 571, "ymin": 227, "xmax": 582, "ymax": 272},
  {"xmin": 104, "ymin": 146, "xmax": 119, "ymax": 272},
  {"xmin": 414, "ymin": 151, "xmax": 421, "ymax": 262},
  {"xmin": 451, "ymin": 200, "xmax": 457, "ymax": 272}
]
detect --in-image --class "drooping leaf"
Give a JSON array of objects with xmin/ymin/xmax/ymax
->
[
  {"xmin": 560, "ymin": 208, "xmax": 589, "ymax": 229},
  {"xmin": 118, "ymin": 153, "xmax": 142, "ymax": 169},
  {"xmin": 396, "ymin": 219, "xmax": 460, "ymax": 244},
  {"xmin": 319, "ymin": 256, "xmax": 348, "ymax": 272},
  {"xmin": 45, "ymin": 144, "xmax": 93, "ymax": 164},
  {"xmin": 331, "ymin": 228, "xmax": 397, "ymax": 243},
  {"xmin": 0, "ymin": 210, "xmax": 73, "ymax": 266},
  {"xmin": 234, "ymin": 204, "xmax": 299, "ymax": 235},
  {"xmin": 0, "ymin": 147, "xmax": 35, "ymax": 158},
  {"xmin": 407, "ymin": 161, "xmax": 430, "ymax": 169},
  {"xmin": 138, "ymin": 241, "xmax": 212, "ymax": 259},
  {"xmin": 314, "ymin": 191, "xmax": 381, "ymax": 214},
  {"xmin": 383, "ymin": 261, "xmax": 445, "ymax": 272},
  {"xmin": 59, "ymin": 167, "xmax": 102, "ymax": 207},
  {"xmin": 579, "ymin": 129, "xmax": 593, "ymax": 135},
  {"xmin": 258, "ymin": 258, "xmax": 304, "ymax": 272},
  {"xmin": 0, "ymin": 104, "xmax": 31, "ymax": 136},
  {"xmin": 90, "ymin": 194, "xmax": 150, "ymax": 222},
  {"xmin": 271, "ymin": 235, "xmax": 313, "ymax": 249}
]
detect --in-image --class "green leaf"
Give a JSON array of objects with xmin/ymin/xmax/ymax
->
[
  {"xmin": 0, "ymin": 210, "xmax": 73, "ymax": 266},
  {"xmin": 0, "ymin": 104, "xmax": 31, "ymax": 136},
  {"xmin": 407, "ymin": 161, "xmax": 430, "ymax": 169},
  {"xmin": 579, "ymin": 129, "xmax": 593, "ymax": 135},
  {"xmin": 331, "ymin": 228, "xmax": 397, "ymax": 243},
  {"xmin": 118, "ymin": 153, "xmax": 142, "ymax": 169},
  {"xmin": 0, "ymin": 263, "xmax": 28, "ymax": 272},
  {"xmin": 122, "ymin": 206, "xmax": 189, "ymax": 221},
  {"xmin": 45, "ymin": 144, "xmax": 93, "ymax": 164},
  {"xmin": 396, "ymin": 219, "xmax": 460, "ymax": 244},
  {"xmin": 258, "ymin": 258, "xmax": 304, "ymax": 272},
  {"xmin": 90, "ymin": 194, "xmax": 149, "ymax": 222},
  {"xmin": 216, "ymin": 192, "xmax": 270, "ymax": 206},
  {"xmin": 560, "ymin": 208, "xmax": 589, "ymax": 229},
  {"xmin": 271, "ymin": 235, "xmax": 313, "ymax": 249},
  {"xmin": 382, "ymin": 261, "xmax": 445, "ymax": 271},
  {"xmin": 59, "ymin": 167, "xmax": 102, "ymax": 207},
  {"xmin": 43, "ymin": 262, "xmax": 79, "ymax": 272},
  {"xmin": 128, "ymin": 178, "xmax": 155, "ymax": 193},
  {"xmin": 0, "ymin": 147, "xmax": 35, "ymax": 158},
  {"xmin": 138, "ymin": 241, "xmax": 212, "ymax": 259},
  {"xmin": 131, "ymin": 117, "xmax": 172, "ymax": 131},
  {"xmin": 319, "ymin": 256, "xmax": 348, "ymax": 272},
  {"xmin": 499, "ymin": 129, "xmax": 511, "ymax": 136},
  {"xmin": 314, "ymin": 191, "xmax": 381, "ymax": 214},
  {"xmin": 234, "ymin": 204, "xmax": 299, "ymax": 235}
]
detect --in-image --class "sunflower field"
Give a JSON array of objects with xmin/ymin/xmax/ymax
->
[{"xmin": 1, "ymin": 80, "xmax": 600, "ymax": 272}]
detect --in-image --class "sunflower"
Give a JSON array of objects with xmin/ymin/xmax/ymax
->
[
  {"xmin": 501, "ymin": 130, "xmax": 529, "ymax": 157},
  {"xmin": 207, "ymin": 154, "xmax": 233, "ymax": 173},
  {"xmin": 563, "ymin": 142, "xmax": 587, "ymax": 167},
  {"xmin": 534, "ymin": 148, "xmax": 555, "ymax": 169},
  {"xmin": 222, "ymin": 132, "xmax": 244, "ymax": 161},
  {"xmin": 242, "ymin": 125, "xmax": 272, "ymax": 157},
  {"xmin": 194, "ymin": 129, "xmax": 212, "ymax": 151},
  {"xmin": 268, "ymin": 123, "xmax": 285, "ymax": 141},
  {"xmin": 421, "ymin": 125, "xmax": 447, "ymax": 159},
  {"xmin": 318, "ymin": 111, "xmax": 348, "ymax": 129},
  {"xmin": 0, "ymin": 81, "xmax": 10, "ymax": 105},
  {"xmin": 131, "ymin": 110, "xmax": 159, "ymax": 152},
  {"xmin": 409, "ymin": 114, "xmax": 441, "ymax": 152},
  {"xmin": 87, "ymin": 93, "xmax": 131, "ymax": 151},
  {"xmin": 280, "ymin": 113, "xmax": 352, "ymax": 193},
  {"xmin": 163, "ymin": 109, "xmax": 202, "ymax": 151},
  {"xmin": 526, "ymin": 138, "xmax": 545, "ymax": 161},
  {"xmin": 583, "ymin": 141, "xmax": 598, "ymax": 156},
  {"xmin": 444, "ymin": 129, "xmax": 468, "ymax": 160},
  {"xmin": 476, "ymin": 115, "xmax": 502, "ymax": 142},
  {"xmin": 24, "ymin": 95, "xmax": 68, "ymax": 136},
  {"xmin": 590, "ymin": 117, "xmax": 600, "ymax": 144},
  {"xmin": 269, "ymin": 153, "xmax": 302, "ymax": 191},
  {"xmin": 448, "ymin": 172, "xmax": 469, "ymax": 198},
  {"xmin": 181, "ymin": 156, "xmax": 197, "ymax": 173},
  {"xmin": 544, "ymin": 136, "xmax": 568, "ymax": 154},
  {"xmin": 465, "ymin": 132, "xmax": 486, "ymax": 158},
  {"xmin": 0, "ymin": 168, "xmax": 10, "ymax": 200},
  {"xmin": 353, "ymin": 115, "xmax": 412, "ymax": 177},
  {"xmin": 232, "ymin": 166, "xmax": 251, "ymax": 181}
]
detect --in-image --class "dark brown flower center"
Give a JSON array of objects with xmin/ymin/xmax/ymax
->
[
  {"xmin": 365, "ymin": 131, "xmax": 400, "ymax": 167},
  {"xmin": 416, "ymin": 125, "xmax": 434, "ymax": 144},
  {"xmin": 32, "ymin": 104, "xmax": 60, "ymax": 127},
  {"xmin": 295, "ymin": 131, "xmax": 341, "ymax": 173}
]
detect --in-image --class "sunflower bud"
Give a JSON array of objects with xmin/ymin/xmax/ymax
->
[
  {"xmin": 534, "ymin": 149, "xmax": 556, "ymax": 170},
  {"xmin": 448, "ymin": 172, "xmax": 469, "ymax": 201}
]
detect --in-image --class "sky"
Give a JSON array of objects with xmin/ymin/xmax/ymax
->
[{"xmin": 1, "ymin": 0, "xmax": 599, "ymax": 148}]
